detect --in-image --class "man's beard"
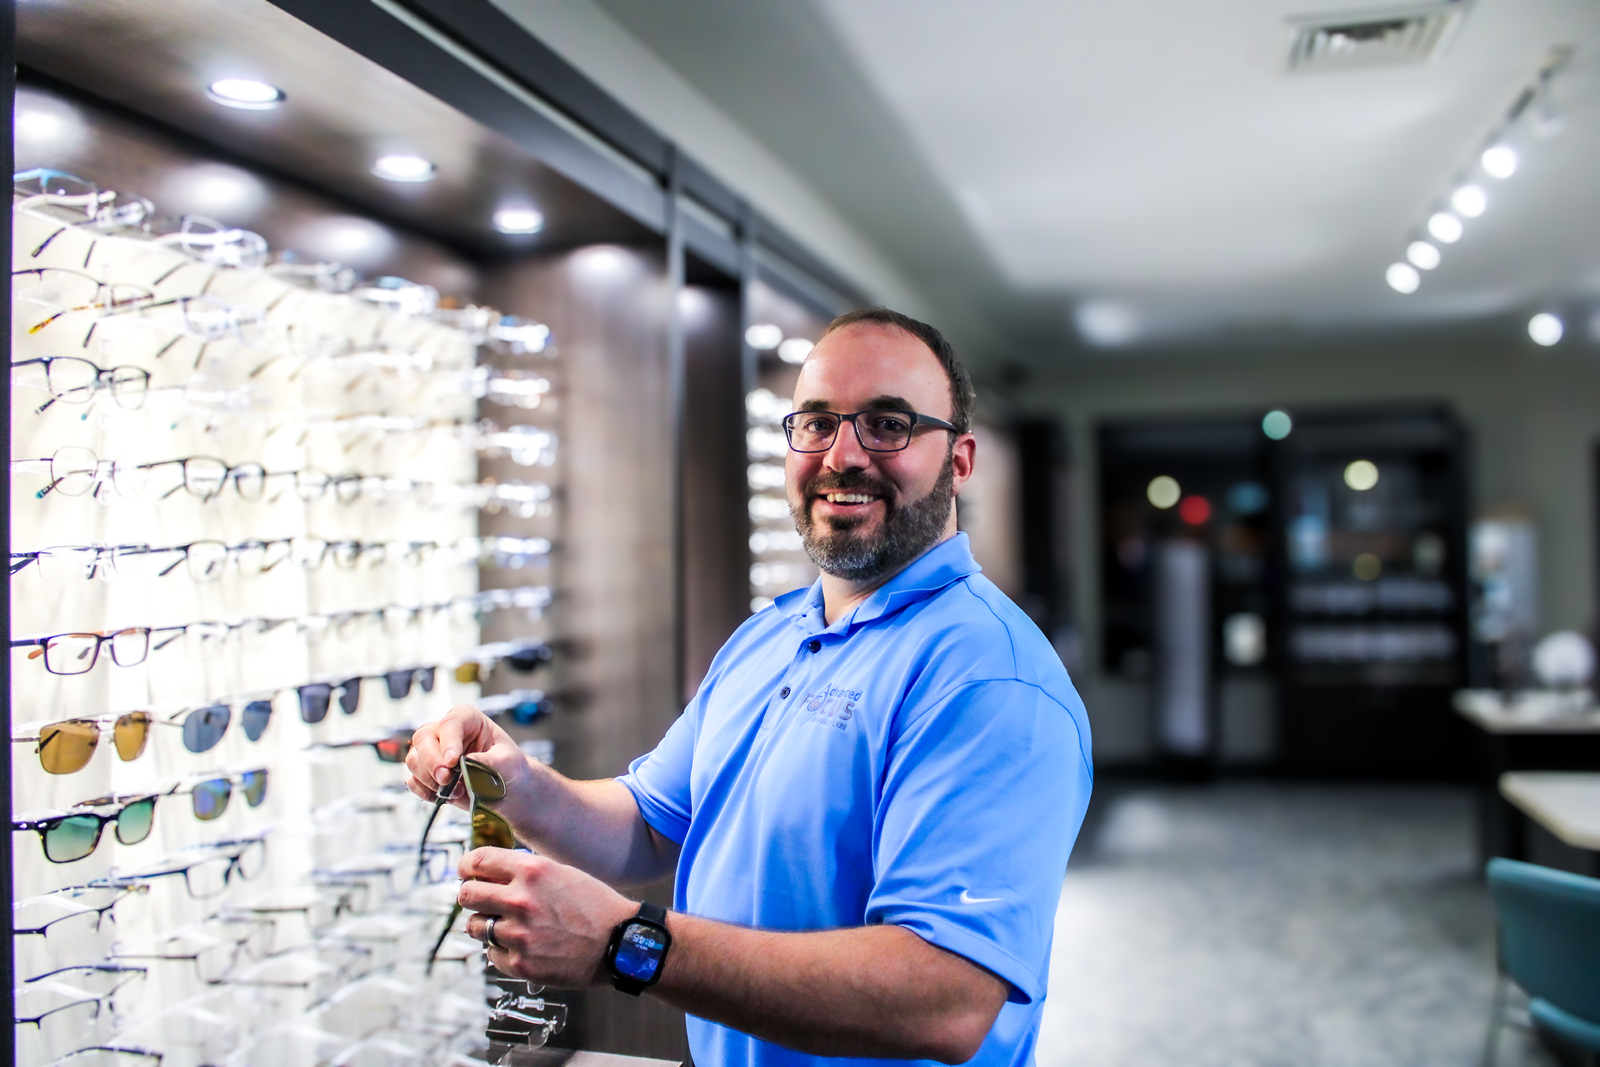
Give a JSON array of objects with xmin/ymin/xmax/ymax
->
[{"xmin": 791, "ymin": 453, "xmax": 956, "ymax": 584}]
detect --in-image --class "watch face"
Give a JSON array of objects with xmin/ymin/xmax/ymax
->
[{"xmin": 613, "ymin": 921, "xmax": 666, "ymax": 982}]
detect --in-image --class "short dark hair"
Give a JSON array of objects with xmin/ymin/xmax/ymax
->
[{"xmin": 820, "ymin": 307, "xmax": 975, "ymax": 435}]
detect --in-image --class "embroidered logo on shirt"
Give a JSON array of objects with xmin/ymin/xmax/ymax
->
[
  {"xmin": 959, "ymin": 889, "xmax": 1003, "ymax": 905},
  {"xmin": 799, "ymin": 684, "xmax": 860, "ymax": 731}
]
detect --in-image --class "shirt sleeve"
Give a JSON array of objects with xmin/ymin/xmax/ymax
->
[
  {"xmin": 617, "ymin": 705, "xmax": 699, "ymax": 845},
  {"xmin": 866, "ymin": 677, "xmax": 1092, "ymax": 1004}
]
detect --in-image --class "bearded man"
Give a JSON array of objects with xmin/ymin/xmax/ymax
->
[{"xmin": 407, "ymin": 307, "xmax": 1092, "ymax": 1067}]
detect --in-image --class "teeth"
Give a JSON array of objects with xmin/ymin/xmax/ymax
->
[{"xmin": 825, "ymin": 493, "xmax": 875, "ymax": 504}]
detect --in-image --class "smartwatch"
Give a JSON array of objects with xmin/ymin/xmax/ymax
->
[{"xmin": 604, "ymin": 901, "xmax": 672, "ymax": 996}]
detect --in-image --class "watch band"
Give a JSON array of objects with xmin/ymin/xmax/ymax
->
[{"xmin": 607, "ymin": 901, "xmax": 672, "ymax": 996}]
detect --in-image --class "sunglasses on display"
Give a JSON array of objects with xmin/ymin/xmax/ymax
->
[
  {"xmin": 422, "ymin": 756, "xmax": 515, "ymax": 973},
  {"xmin": 169, "ymin": 769, "xmax": 270, "ymax": 821},
  {"xmin": 11, "ymin": 772, "xmax": 268, "ymax": 863},
  {"xmin": 12, "ymin": 712, "xmax": 154, "ymax": 774},
  {"xmin": 11, "ymin": 355, "xmax": 151, "ymax": 412},
  {"xmin": 314, "ymin": 731, "xmax": 415, "ymax": 765},
  {"xmin": 478, "ymin": 689, "xmax": 556, "ymax": 726},
  {"xmin": 13, "ymin": 794, "xmax": 159, "ymax": 863}
]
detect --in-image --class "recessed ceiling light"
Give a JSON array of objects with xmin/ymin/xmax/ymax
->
[
  {"xmin": 1427, "ymin": 212, "xmax": 1463, "ymax": 244},
  {"xmin": 372, "ymin": 155, "xmax": 435, "ymax": 183},
  {"xmin": 206, "ymin": 79, "xmax": 285, "ymax": 110},
  {"xmin": 1528, "ymin": 312, "xmax": 1563, "ymax": 346},
  {"xmin": 493, "ymin": 207, "xmax": 544, "ymax": 234},
  {"xmin": 1406, "ymin": 241, "xmax": 1441, "ymax": 271},
  {"xmin": 1386, "ymin": 262, "xmax": 1421, "ymax": 294},
  {"xmin": 1481, "ymin": 145, "xmax": 1517, "ymax": 179},
  {"xmin": 1450, "ymin": 184, "xmax": 1487, "ymax": 218}
]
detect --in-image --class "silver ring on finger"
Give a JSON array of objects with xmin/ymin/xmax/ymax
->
[{"xmin": 484, "ymin": 915, "xmax": 502, "ymax": 948}]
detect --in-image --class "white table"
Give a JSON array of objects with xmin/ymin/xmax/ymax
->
[{"xmin": 1499, "ymin": 772, "xmax": 1600, "ymax": 852}]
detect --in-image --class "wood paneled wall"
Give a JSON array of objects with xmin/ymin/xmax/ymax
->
[
  {"xmin": 680, "ymin": 278, "xmax": 752, "ymax": 701},
  {"xmin": 487, "ymin": 245, "xmax": 693, "ymax": 1063}
]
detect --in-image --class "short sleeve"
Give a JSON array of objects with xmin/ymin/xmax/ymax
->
[
  {"xmin": 866, "ymin": 678, "xmax": 1092, "ymax": 1004},
  {"xmin": 618, "ymin": 707, "xmax": 699, "ymax": 844}
]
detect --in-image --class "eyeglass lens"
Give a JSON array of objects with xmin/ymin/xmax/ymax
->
[{"xmin": 784, "ymin": 410, "xmax": 921, "ymax": 453}]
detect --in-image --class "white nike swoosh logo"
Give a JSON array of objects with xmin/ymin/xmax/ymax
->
[{"xmin": 959, "ymin": 889, "xmax": 1002, "ymax": 905}]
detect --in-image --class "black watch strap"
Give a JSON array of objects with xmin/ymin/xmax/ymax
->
[{"xmin": 607, "ymin": 901, "xmax": 672, "ymax": 996}]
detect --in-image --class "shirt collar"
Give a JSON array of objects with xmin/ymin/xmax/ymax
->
[{"xmin": 776, "ymin": 533, "xmax": 981, "ymax": 637}]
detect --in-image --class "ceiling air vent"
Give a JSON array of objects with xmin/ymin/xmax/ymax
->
[{"xmin": 1287, "ymin": 3, "xmax": 1466, "ymax": 72}]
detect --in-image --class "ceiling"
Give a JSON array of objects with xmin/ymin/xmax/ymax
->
[{"xmin": 594, "ymin": 0, "xmax": 1600, "ymax": 358}]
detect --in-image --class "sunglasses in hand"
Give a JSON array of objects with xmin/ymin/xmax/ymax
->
[{"xmin": 422, "ymin": 756, "xmax": 515, "ymax": 973}]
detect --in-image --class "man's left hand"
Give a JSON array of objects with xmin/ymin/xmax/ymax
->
[{"xmin": 458, "ymin": 848, "xmax": 640, "ymax": 987}]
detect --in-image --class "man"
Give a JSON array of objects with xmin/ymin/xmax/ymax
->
[{"xmin": 407, "ymin": 308, "xmax": 1092, "ymax": 1066}]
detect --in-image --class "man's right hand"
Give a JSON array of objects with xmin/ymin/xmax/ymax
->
[{"xmin": 404, "ymin": 703, "xmax": 528, "ymax": 809}]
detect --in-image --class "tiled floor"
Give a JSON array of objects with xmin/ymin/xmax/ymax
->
[{"xmin": 1035, "ymin": 781, "xmax": 1553, "ymax": 1067}]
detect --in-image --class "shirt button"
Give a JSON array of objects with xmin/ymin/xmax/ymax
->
[
  {"xmin": 779, "ymin": 686, "xmax": 791, "ymax": 698},
  {"xmin": 807, "ymin": 640, "xmax": 821, "ymax": 653}
]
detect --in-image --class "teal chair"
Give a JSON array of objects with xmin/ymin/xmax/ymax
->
[{"xmin": 1486, "ymin": 858, "xmax": 1600, "ymax": 1066}]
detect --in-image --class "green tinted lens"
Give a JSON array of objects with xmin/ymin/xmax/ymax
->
[
  {"xmin": 192, "ymin": 779, "xmax": 232, "ymax": 821},
  {"xmin": 43, "ymin": 814, "xmax": 103, "ymax": 862},
  {"xmin": 240, "ymin": 770, "xmax": 268, "ymax": 807},
  {"xmin": 115, "ymin": 797, "xmax": 156, "ymax": 844}
]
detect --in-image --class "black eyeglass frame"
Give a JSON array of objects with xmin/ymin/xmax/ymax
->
[{"xmin": 781, "ymin": 408, "xmax": 961, "ymax": 453}]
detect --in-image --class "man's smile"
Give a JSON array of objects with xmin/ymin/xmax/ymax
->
[{"xmin": 820, "ymin": 492, "xmax": 880, "ymax": 507}]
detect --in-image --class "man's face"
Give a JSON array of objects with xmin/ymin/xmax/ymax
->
[{"xmin": 786, "ymin": 324, "xmax": 975, "ymax": 584}]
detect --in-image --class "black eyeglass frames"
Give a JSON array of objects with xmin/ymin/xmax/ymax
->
[{"xmin": 781, "ymin": 409, "xmax": 960, "ymax": 453}]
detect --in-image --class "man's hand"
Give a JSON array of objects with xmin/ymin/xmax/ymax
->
[
  {"xmin": 404, "ymin": 703, "xmax": 528, "ymax": 809},
  {"xmin": 455, "ymin": 845, "xmax": 1008, "ymax": 1062},
  {"xmin": 457, "ymin": 847, "xmax": 638, "ymax": 987}
]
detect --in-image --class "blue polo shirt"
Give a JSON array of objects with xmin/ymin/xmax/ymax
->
[{"xmin": 619, "ymin": 534, "xmax": 1092, "ymax": 1067}]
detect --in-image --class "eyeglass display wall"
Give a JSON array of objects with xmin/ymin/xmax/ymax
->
[
  {"xmin": 10, "ymin": 0, "xmax": 864, "ymax": 1062},
  {"xmin": 9, "ymin": 85, "xmax": 574, "ymax": 1067},
  {"xmin": 742, "ymin": 281, "xmax": 829, "ymax": 619}
]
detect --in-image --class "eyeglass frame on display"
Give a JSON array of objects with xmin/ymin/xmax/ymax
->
[
  {"xmin": 11, "ymin": 355, "xmax": 151, "ymax": 412},
  {"xmin": 100, "ymin": 834, "xmax": 269, "ymax": 900},
  {"xmin": 11, "ymin": 446, "xmax": 148, "ymax": 501}
]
